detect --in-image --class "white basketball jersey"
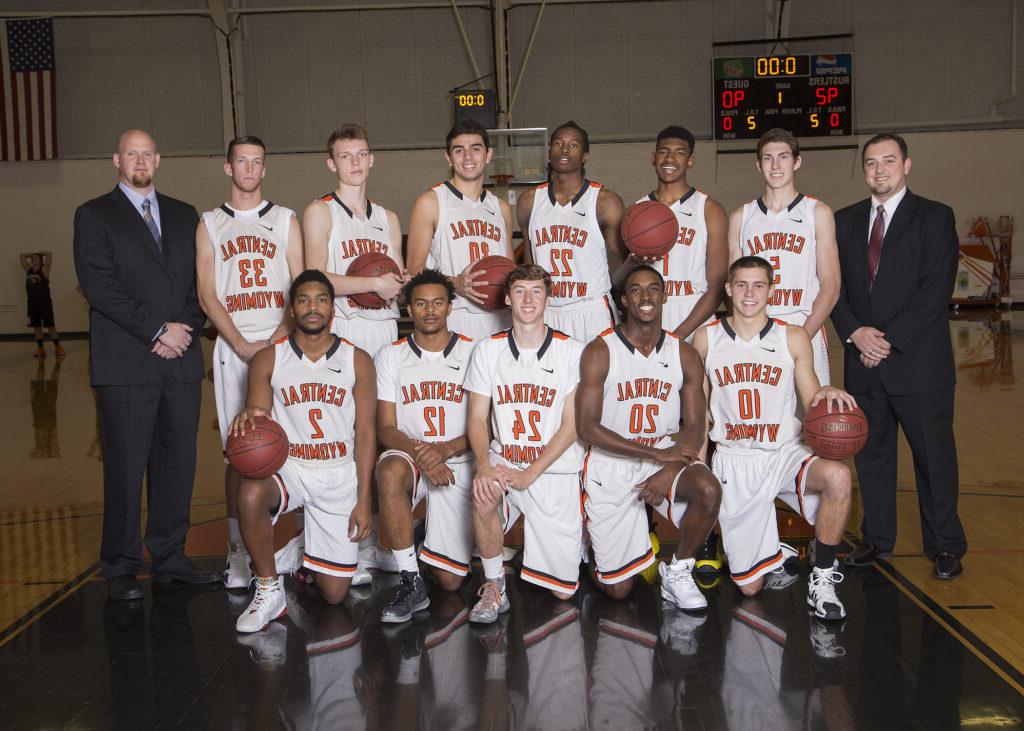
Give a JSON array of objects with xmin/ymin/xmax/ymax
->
[
  {"xmin": 321, "ymin": 193, "xmax": 400, "ymax": 322},
  {"xmin": 464, "ymin": 328, "xmax": 585, "ymax": 473},
  {"xmin": 705, "ymin": 318, "xmax": 801, "ymax": 454},
  {"xmin": 596, "ymin": 326, "xmax": 684, "ymax": 455},
  {"xmin": 203, "ymin": 201, "xmax": 294, "ymax": 339},
  {"xmin": 271, "ymin": 335, "xmax": 356, "ymax": 466},
  {"xmin": 528, "ymin": 180, "xmax": 611, "ymax": 307},
  {"xmin": 374, "ymin": 331, "xmax": 474, "ymax": 465},
  {"xmin": 427, "ymin": 181, "xmax": 508, "ymax": 314},
  {"xmin": 638, "ymin": 188, "xmax": 709, "ymax": 301},
  {"xmin": 739, "ymin": 194, "xmax": 819, "ymax": 322}
]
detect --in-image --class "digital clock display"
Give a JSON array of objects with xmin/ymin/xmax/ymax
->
[
  {"xmin": 453, "ymin": 89, "xmax": 498, "ymax": 129},
  {"xmin": 712, "ymin": 53, "xmax": 852, "ymax": 140}
]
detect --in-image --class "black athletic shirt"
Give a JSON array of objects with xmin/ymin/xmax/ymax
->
[{"xmin": 26, "ymin": 267, "xmax": 50, "ymax": 300}]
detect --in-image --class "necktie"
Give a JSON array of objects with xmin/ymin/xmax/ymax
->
[
  {"xmin": 141, "ymin": 198, "xmax": 163, "ymax": 251},
  {"xmin": 867, "ymin": 204, "xmax": 884, "ymax": 288}
]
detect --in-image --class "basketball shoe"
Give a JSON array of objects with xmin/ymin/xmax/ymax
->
[
  {"xmin": 469, "ymin": 577, "xmax": 510, "ymax": 624},
  {"xmin": 660, "ymin": 604, "xmax": 706, "ymax": 655},
  {"xmin": 807, "ymin": 561, "xmax": 846, "ymax": 620},
  {"xmin": 694, "ymin": 532, "xmax": 724, "ymax": 575},
  {"xmin": 223, "ymin": 542, "xmax": 253, "ymax": 590},
  {"xmin": 237, "ymin": 621, "xmax": 288, "ymax": 668},
  {"xmin": 381, "ymin": 571, "xmax": 430, "ymax": 624},
  {"xmin": 809, "ymin": 619, "xmax": 847, "ymax": 659},
  {"xmin": 236, "ymin": 576, "xmax": 288, "ymax": 633},
  {"xmin": 763, "ymin": 542, "xmax": 801, "ymax": 590},
  {"xmin": 274, "ymin": 534, "xmax": 304, "ymax": 576},
  {"xmin": 659, "ymin": 557, "xmax": 707, "ymax": 611}
]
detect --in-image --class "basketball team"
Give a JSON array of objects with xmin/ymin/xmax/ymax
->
[{"xmin": 75, "ymin": 120, "xmax": 965, "ymax": 639}]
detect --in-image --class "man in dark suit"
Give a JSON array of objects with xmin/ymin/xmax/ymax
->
[
  {"xmin": 74, "ymin": 129, "xmax": 219, "ymax": 599},
  {"xmin": 831, "ymin": 133, "xmax": 966, "ymax": 579}
]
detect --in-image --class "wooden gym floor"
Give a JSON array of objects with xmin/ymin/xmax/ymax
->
[{"xmin": 0, "ymin": 310, "xmax": 1020, "ymax": 727}]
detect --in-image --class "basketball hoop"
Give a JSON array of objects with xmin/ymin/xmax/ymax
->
[{"xmin": 490, "ymin": 174, "xmax": 515, "ymax": 187}]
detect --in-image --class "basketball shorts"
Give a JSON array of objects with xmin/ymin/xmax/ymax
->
[
  {"xmin": 272, "ymin": 457, "xmax": 360, "ymax": 578},
  {"xmin": 27, "ymin": 298, "xmax": 54, "ymax": 328},
  {"xmin": 489, "ymin": 452, "xmax": 584, "ymax": 595},
  {"xmin": 662, "ymin": 294, "xmax": 715, "ymax": 342},
  {"xmin": 712, "ymin": 441, "xmax": 820, "ymax": 586},
  {"xmin": 543, "ymin": 294, "xmax": 618, "ymax": 343},
  {"xmin": 773, "ymin": 314, "xmax": 831, "ymax": 386},
  {"xmin": 331, "ymin": 316, "xmax": 397, "ymax": 357},
  {"xmin": 447, "ymin": 308, "xmax": 511, "ymax": 341},
  {"xmin": 377, "ymin": 449, "xmax": 475, "ymax": 576},
  {"xmin": 213, "ymin": 336, "xmax": 250, "ymax": 450},
  {"xmin": 583, "ymin": 441, "xmax": 704, "ymax": 585},
  {"xmin": 300, "ymin": 630, "xmax": 363, "ymax": 730}
]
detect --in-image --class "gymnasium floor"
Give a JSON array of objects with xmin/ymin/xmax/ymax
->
[{"xmin": 0, "ymin": 311, "xmax": 1021, "ymax": 728}]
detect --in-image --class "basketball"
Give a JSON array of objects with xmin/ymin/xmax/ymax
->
[
  {"xmin": 802, "ymin": 402, "xmax": 869, "ymax": 460},
  {"xmin": 225, "ymin": 416, "xmax": 289, "ymax": 479},
  {"xmin": 469, "ymin": 254, "xmax": 517, "ymax": 311},
  {"xmin": 347, "ymin": 252, "xmax": 400, "ymax": 310},
  {"xmin": 621, "ymin": 200, "xmax": 678, "ymax": 258}
]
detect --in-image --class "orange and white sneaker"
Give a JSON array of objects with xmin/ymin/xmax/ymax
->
[{"xmin": 236, "ymin": 577, "xmax": 287, "ymax": 633}]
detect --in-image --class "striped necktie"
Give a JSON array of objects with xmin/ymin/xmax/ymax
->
[{"xmin": 141, "ymin": 198, "xmax": 162, "ymax": 251}]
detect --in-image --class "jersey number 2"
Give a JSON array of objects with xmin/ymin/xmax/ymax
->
[{"xmin": 308, "ymin": 408, "xmax": 324, "ymax": 440}]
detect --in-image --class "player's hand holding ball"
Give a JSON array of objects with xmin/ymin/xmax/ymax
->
[
  {"xmin": 803, "ymin": 389, "xmax": 869, "ymax": 460},
  {"xmin": 229, "ymin": 406, "xmax": 271, "ymax": 437},
  {"xmin": 809, "ymin": 386, "xmax": 857, "ymax": 414}
]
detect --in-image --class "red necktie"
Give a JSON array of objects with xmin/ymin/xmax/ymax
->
[{"xmin": 867, "ymin": 204, "xmax": 885, "ymax": 288}]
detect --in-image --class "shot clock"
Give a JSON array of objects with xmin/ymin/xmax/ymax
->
[
  {"xmin": 452, "ymin": 89, "xmax": 498, "ymax": 129},
  {"xmin": 712, "ymin": 53, "xmax": 852, "ymax": 140}
]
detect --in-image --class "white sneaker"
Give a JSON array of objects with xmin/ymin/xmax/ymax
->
[
  {"xmin": 659, "ymin": 557, "xmax": 707, "ymax": 611},
  {"xmin": 660, "ymin": 604, "xmax": 707, "ymax": 655},
  {"xmin": 223, "ymin": 542, "xmax": 252, "ymax": 590},
  {"xmin": 236, "ymin": 621, "xmax": 288, "ymax": 667},
  {"xmin": 358, "ymin": 544, "xmax": 399, "ymax": 572},
  {"xmin": 351, "ymin": 564, "xmax": 373, "ymax": 586},
  {"xmin": 236, "ymin": 579, "xmax": 288, "ymax": 633},
  {"xmin": 807, "ymin": 561, "xmax": 846, "ymax": 620},
  {"xmin": 469, "ymin": 579, "xmax": 510, "ymax": 624},
  {"xmin": 274, "ymin": 533, "xmax": 304, "ymax": 575}
]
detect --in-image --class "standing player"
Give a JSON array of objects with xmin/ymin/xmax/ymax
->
[
  {"xmin": 229, "ymin": 270, "xmax": 375, "ymax": 632},
  {"xmin": 196, "ymin": 135, "xmax": 304, "ymax": 589},
  {"xmin": 406, "ymin": 120, "xmax": 515, "ymax": 341},
  {"xmin": 375, "ymin": 269, "xmax": 477, "ymax": 623},
  {"xmin": 728, "ymin": 128, "xmax": 839, "ymax": 385},
  {"xmin": 693, "ymin": 256, "xmax": 853, "ymax": 618},
  {"xmin": 465, "ymin": 263, "xmax": 586, "ymax": 622},
  {"xmin": 21, "ymin": 251, "xmax": 64, "ymax": 359},
  {"xmin": 304, "ymin": 124, "xmax": 405, "ymax": 356},
  {"xmin": 638, "ymin": 126, "xmax": 728, "ymax": 340},
  {"xmin": 576, "ymin": 265, "xmax": 722, "ymax": 608},
  {"xmin": 518, "ymin": 121, "xmax": 626, "ymax": 343}
]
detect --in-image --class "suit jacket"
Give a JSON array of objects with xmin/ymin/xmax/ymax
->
[
  {"xmin": 73, "ymin": 186, "xmax": 205, "ymax": 386},
  {"xmin": 831, "ymin": 189, "xmax": 958, "ymax": 396}
]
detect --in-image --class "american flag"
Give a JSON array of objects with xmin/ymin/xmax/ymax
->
[{"xmin": 1, "ymin": 18, "xmax": 57, "ymax": 161}]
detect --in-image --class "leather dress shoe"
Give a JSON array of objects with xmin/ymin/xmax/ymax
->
[
  {"xmin": 108, "ymin": 574, "xmax": 143, "ymax": 601},
  {"xmin": 933, "ymin": 552, "xmax": 963, "ymax": 580},
  {"xmin": 843, "ymin": 541, "xmax": 892, "ymax": 568},
  {"xmin": 153, "ymin": 560, "xmax": 221, "ymax": 585}
]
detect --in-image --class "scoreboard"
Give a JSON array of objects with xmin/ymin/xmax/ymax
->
[
  {"xmin": 453, "ymin": 89, "xmax": 498, "ymax": 130},
  {"xmin": 712, "ymin": 54, "xmax": 852, "ymax": 140}
]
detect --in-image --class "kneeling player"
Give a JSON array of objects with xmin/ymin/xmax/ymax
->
[
  {"xmin": 693, "ymin": 256, "xmax": 853, "ymax": 619},
  {"xmin": 375, "ymin": 269, "xmax": 477, "ymax": 623},
  {"xmin": 230, "ymin": 270, "xmax": 376, "ymax": 632},
  {"xmin": 465, "ymin": 264, "xmax": 586, "ymax": 622},
  {"xmin": 577, "ymin": 265, "xmax": 721, "ymax": 609}
]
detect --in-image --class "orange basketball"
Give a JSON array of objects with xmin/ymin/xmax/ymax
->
[
  {"xmin": 347, "ymin": 252, "xmax": 400, "ymax": 309},
  {"xmin": 621, "ymin": 200, "xmax": 678, "ymax": 258},
  {"xmin": 225, "ymin": 416, "xmax": 289, "ymax": 479},
  {"xmin": 470, "ymin": 255, "xmax": 517, "ymax": 311},
  {"xmin": 802, "ymin": 402, "xmax": 869, "ymax": 460}
]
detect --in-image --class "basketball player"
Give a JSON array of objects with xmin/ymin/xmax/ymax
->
[
  {"xmin": 576, "ymin": 265, "xmax": 721, "ymax": 608},
  {"xmin": 465, "ymin": 263, "xmax": 586, "ymax": 622},
  {"xmin": 636, "ymin": 126, "xmax": 728, "ymax": 340},
  {"xmin": 375, "ymin": 269, "xmax": 477, "ymax": 623},
  {"xmin": 229, "ymin": 270, "xmax": 376, "ymax": 631},
  {"xmin": 21, "ymin": 251, "xmax": 64, "ymax": 359},
  {"xmin": 518, "ymin": 121, "xmax": 626, "ymax": 342},
  {"xmin": 406, "ymin": 120, "xmax": 515, "ymax": 341},
  {"xmin": 303, "ymin": 124, "xmax": 405, "ymax": 356},
  {"xmin": 728, "ymin": 128, "xmax": 839, "ymax": 385},
  {"xmin": 195, "ymin": 135, "xmax": 304, "ymax": 590},
  {"xmin": 693, "ymin": 256, "xmax": 853, "ymax": 619}
]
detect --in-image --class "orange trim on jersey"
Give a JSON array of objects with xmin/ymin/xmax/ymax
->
[
  {"xmin": 490, "ymin": 331, "xmax": 509, "ymax": 340},
  {"xmin": 272, "ymin": 473, "xmax": 290, "ymax": 517},
  {"xmin": 596, "ymin": 547, "xmax": 655, "ymax": 581},
  {"xmin": 772, "ymin": 318, "xmax": 793, "ymax": 327},
  {"xmin": 338, "ymin": 336, "xmax": 354, "ymax": 347},
  {"xmin": 551, "ymin": 331, "xmax": 570, "ymax": 340},
  {"xmin": 273, "ymin": 335, "xmax": 289, "ymax": 345},
  {"xmin": 707, "ymin": 318, "xmax": 722, "ymax": 328},
  {"xmin": 318, "ymin": 192, "xmax": 333, "ymax": 202},
  {"xmin": 589, "ymin": 181, "xmax": 603, "ymax": 189},
  {"xmin": 391, "ymin": 336, "xmax": 407, "ymax": 346},
  {"xmin": 457, "ymin": 334, "xmax": 473, "ymax": 342},
  {"xmin": 731, "ymin": 550, "xmax": 784, "ymax": 582},
  {"xmin": 665, "ymin": 330, "xmax": 680, "ymax": 341},
  {"xmin": 536, "ymin": 182, "xmax": 550, "ymax": 190},
  {"xmin": 598, "ymin": 327, "xmax": 615, "ymax": 338},
  {"xmin": 521, "ymin": 566, "xmax": 577, "ymax": 592}
]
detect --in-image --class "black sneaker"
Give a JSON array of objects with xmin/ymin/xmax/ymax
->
[
  {"xmin": 380, "ymin": 571, "xmax": 430, "ymax": 624},
  {"xmin": 694, "ymin": 533, "xmax": 724, "ymax": 576}
]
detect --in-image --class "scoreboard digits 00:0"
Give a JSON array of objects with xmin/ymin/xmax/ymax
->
[{"xmin": 712, "ymin": 53, "xmax": 853, "ymax": 140}]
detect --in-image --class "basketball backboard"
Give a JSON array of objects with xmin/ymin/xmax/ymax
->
[{"xmin": 487, "ymin": 127, "xmax": 547, "ymax": 186}]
